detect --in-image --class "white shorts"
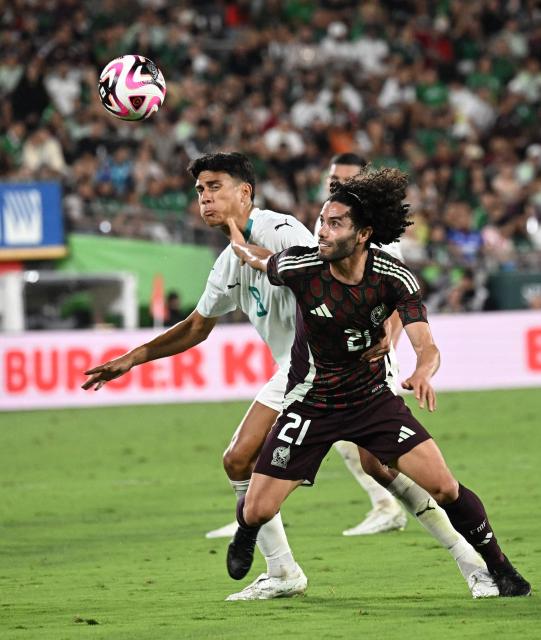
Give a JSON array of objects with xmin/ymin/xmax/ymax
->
[
  {"xmin": 254, "ymin": 368, "xmax": 288, "ymax": 412},
  {"xmin": 385, "ymin": 344, "xmax": 399, "ymax": 395}
]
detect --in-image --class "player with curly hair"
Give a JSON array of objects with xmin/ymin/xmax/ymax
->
[{"xmin": 226, "ymin": 168, "xmax": 531, "ymax": 598}]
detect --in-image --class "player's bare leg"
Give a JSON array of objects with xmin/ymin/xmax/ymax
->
[
  {"xmin": 205, "ymin": 400, "xmax": 274, "ymax": 539},
  {"xmin": 206, "ymin": 401, "xmax": 275, "ymax": 539},
  {"xmin": 334, "ymin": 441, "xmax": 407, "ymax": 536},
  {"xmin": 227, "ymin": 473, "xmax": 302, "ymax": 581},
  {"xmin": 395, "ymin": 439, "xmax": 531, "ymax": 597},
  {"xmin": 358, "ymin": 447, "xmax": 498, "ymax": 597},
  {"xmin": 206, "ymin": 400, "xmax": 307, "ymax": 600}
]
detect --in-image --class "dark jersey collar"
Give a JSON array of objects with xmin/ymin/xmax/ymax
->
[
  {"xmin": 325, "ymin": 247, "xmax": 374, "ymax": 287},
  {"xmin": 365, "ymin": 247, "xmax": 374, "ymax": 277}
]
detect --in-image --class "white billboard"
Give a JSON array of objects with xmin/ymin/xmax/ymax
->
[{"xmin": 1, "ymin": 310, "xmax": 540, "ymax": 411}]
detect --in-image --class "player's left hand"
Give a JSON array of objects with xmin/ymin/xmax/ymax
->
[{"xmin": 401, "ymin": 375, "xmax": 437, "ymax": 412}]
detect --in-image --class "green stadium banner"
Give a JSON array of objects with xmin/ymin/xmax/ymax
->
[
  {"xmin": 488, "ymin": 271, "xmax": 541, "ymax": 310},
  {"xmin": 58, "ymin": 234, "xmax": 215, "ymax": 308}
]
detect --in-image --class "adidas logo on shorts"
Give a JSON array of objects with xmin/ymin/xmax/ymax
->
[{"xmin": 398, "ymin": 425, "xmax": 416, "ymax": 443}]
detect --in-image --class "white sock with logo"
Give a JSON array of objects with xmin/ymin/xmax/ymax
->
[
  {"xmin": 231, "ymin": 479, "xmax": 297, "ymax": 579},
  {"xmin": 387, "ymin": 474, "xmax": 486, "ymax": 579},
  {"xmin": 334, "ymin": 441, "xmax": 398, "ymax": 508}
]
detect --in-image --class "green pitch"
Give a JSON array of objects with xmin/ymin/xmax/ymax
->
[{"xmin": 1, "ymin": 389, "xmax": 540, "ymax": 640}]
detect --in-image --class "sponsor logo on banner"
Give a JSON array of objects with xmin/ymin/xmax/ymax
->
[{"xmin": 2, "ymin": 189, "xmax": 43, "ymax": 245}]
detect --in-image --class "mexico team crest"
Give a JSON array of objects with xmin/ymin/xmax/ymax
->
[
  {"xmin": 271, "ymin": 446, "xmax": 291, "ymax": 469},
  {"xmin": 370, "ymin": 303, "xmax": 388, "ymax": 326}
]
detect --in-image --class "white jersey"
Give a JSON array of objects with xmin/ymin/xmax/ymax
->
[
  {"xmin": 197, "ymin": 208, "xmax": 317, "ymax": 370},
  {"xmin": 313, "ymin": 217, "xmax": 404, "ymax": 261}
]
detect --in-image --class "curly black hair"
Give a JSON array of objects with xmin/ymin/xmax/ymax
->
[
  {"xmin": 328, "ymin": 167, "xmax": 412, "ymax": 246},
  {"xmin": 187, "ymin": 152, "xmax": 256, "ymax": 201}
]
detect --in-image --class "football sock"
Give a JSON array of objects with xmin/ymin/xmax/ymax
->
[
  {"xmin": 236, "ymin": 495, "xmax": 259, "ymax": 530},
  {"xmin": 388, "ymin": 474, "xmax": 486, "ymax": 579},
  {"xmin": 231, "ymin": 480, "xmax": 297, "ymax": 579},
  {"xmin": 231, "ymin": 479, "xmax": 250, "ymax": 499},
  {"xmin": 334, "ymin": 441, "xmax": 396, "ymax": 507},
  {"xmin": 441, "ymin": 483, "xmax": 506, "ymax": 573}
]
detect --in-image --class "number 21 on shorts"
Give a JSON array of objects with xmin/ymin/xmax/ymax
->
[{"xmin": 277, "ymin": 412, "xmax": 311, "ymax": 445}]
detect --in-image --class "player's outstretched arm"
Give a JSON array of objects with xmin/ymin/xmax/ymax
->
[
  {"xmin": 227, "ymin": 218, "xmax": 273, "ymax": 272},
  {"xmin": 82, "ymin": 310, "xmax": 217, "ymax": 391},
  {"xmin": 401, "ymin": 322, "xmax": 440, "ymax": 412}
]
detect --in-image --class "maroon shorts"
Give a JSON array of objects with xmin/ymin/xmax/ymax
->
[{"xmin": 254, "ymin": 390, "xmax": 431, "ymax": 485}]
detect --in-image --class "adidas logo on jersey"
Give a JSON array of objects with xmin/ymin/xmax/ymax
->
[
  {"xmin": 310, "ymin": 303, "xmax": 333, "ymax": 318},
  {"xmin": 398, "ymin": 425, "xmax": 416, "ymax": 443}
]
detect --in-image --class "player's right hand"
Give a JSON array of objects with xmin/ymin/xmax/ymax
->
[
  {"xmin": 401, "ymin": 375, "xmax": 437, "ymax": 412},
  {"xmin": 361, "ymin": 319, "xmax": 392, "ymax": 362},
  {"xmin": 226, "ymin": 217, "xmax": 244, "ymax": 245},
  {"xmin": 82, "ymin": 356, "xmax": 134, "ymax": 391}
]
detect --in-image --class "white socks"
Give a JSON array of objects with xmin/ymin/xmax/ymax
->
[
  {"xmin": 334, "ymin": 441, "xmax": 397, "ymax": 507},
  {"xmin": 387, "ymin": 473, "xmax": 486, "ymax": 579},
  {"xmin": 230, "ymin": 479, "xmax": 297, "ymax": 579}
]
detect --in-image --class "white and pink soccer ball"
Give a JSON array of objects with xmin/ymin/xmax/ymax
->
[{"xmin": 98, "ymin": 55, "xmax": 166, "ymax": 121}]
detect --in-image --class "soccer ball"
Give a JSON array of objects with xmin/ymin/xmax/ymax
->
[{"xmin": 98, "ymin": 55, "xmax": 166, "ymax": 121}]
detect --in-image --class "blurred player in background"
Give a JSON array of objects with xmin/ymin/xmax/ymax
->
[
  {"xmin": 317, "ymin": 153, "xmax": 410, "ymax": 536},
  {"xmin": 83, "ymin": 153, "xmax": 498, "ymax": 600},
  {"xmin": 226, "ymin": 170, "xmax": 530, "ymax": 598}
]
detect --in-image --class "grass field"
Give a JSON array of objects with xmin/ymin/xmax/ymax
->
[{"xmin": 1, "ymin": 388, "xmax": 540, "ymax": 639}]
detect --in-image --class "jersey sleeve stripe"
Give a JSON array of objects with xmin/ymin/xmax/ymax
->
[
  {"xmin": 278, "ymin": 257, "xmax": 323, "ymax": 268},
  {"xmin": 277, "ymin": 256, "xmax": 323, "ymax": 272},
  {"xmin": 278, "ymin": 259, "xmax": 324, "ymax": 273},
  {"xmin": 373, "ymin": 257, "xmax": 420, "ymax": 292},
  {"xmin": 373, "ymin": 264, "xmax": 418, "ymax": 294},
  {"xmin": 278, "ymin": 252, "xmax": 320, "ymax": 265},
  {"xmin": 374, "ymin": 255, "xmax": 420, "ymax": 290}
]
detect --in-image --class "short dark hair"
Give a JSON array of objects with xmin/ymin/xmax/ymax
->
[
  {"xmin": 328, "ymin": 168, "xmax": 412, "ymax": 246},
  {"xmin": 187, "ymin": 152, "xmax": 256, "ymax": 201},
  {"xmin": 330, "ymin": 153, "xmax": 367, "ymax": 168}
]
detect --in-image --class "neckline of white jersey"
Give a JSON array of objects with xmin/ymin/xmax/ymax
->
[{"xmin": 242, "ymin": 216, "xmax": 254, "ymax": 242}]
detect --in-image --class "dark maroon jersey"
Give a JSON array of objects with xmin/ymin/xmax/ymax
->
[{"xmin": 267, "ymin": 246, "xmax": 428, "ymax": 409}]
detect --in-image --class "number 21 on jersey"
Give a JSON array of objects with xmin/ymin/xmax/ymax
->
[
  {"xmin": 277, "ymin": 412, "xmax": 311, "ymax": 445},
  {"xmin": 345, "ymin": 328, "xmax": 372, "ymax": 352}
]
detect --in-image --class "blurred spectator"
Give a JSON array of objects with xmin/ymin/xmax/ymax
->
[
  {"xmin": 21, "ymin": 126, "xmax": 66, "ymax": 175},
  {"xmin": 165, "ymin": 291, "xmax": 188, "ymax": 326},
  {"xmin": 445, "ymin": 201, "xmax": 483, "ymax": 265},
  {"xmin": 264, "ymin": 117, "xmax": 305, "ymax": 156},
  {"xmin": 441, "ymin": 268, "xmax": 489, "ymax": 313},
  {"xmin": 291, "ymin": 88, "xmax": 331, "ymax": 129},
  {"xmin": 44, "ymin": 62, "xmax": 82, "ymax": 117},
  {"xmin": 0, "ymin": 121, "xmax": 26, "ymax": 170},
  {"xmin": 508, "ymin": 56, "xmax": 541, "ymax": 103},
  {"xmin": 9, "ymin": 58, "xmax": 50, "ymax": 127}
]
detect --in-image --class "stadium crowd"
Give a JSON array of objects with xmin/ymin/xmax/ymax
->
[{"xmin": 2, "ymin": 0, "xmax": 541, "ymax": 312}]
